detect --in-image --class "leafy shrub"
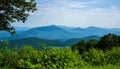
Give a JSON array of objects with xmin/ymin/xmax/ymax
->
[
  {"xmin": 105, "ymin": 47, "xmax": 120, "ymax": 65},
  {"xmin": 0, "ymin": 44, "xmax": 86, "ymax": 69},
  {"xmin": 82, "ymin": 48, "xmax": 105, "ymax": 65},
  {"xmin": 0, "ymin": 38, "xmax": 120, "ymax": 69},
  {"xmin": 38, "ymin": 47, "xmax": 85, "ymax": 68}
]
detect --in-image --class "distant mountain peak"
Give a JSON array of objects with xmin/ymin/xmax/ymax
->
[
  {"xmin": 49, "ymin": 25, "xmax": 57, "ymax": 27},
  {"xmin": 87, "ymin": 26, "xmax": 99, "ymax": 29},
  {"xmin": 33, "ymin": 25, "xmax": 61, "ymax": 30},
  {"xmin": 74, "ymin": 27, "xmax": 83, "ymax": 30}
]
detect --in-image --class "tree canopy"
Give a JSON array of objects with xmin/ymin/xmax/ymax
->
[
  {"xmin": 0, "ymin": 0, "xmax": 36, "ymax": 35},
  {"xmin": 72, "ymin": 33, "xmax": 120, "ymax": 54}
]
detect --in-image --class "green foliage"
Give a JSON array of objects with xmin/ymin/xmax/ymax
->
[
  {"xmin": 72, "ymin": 33, "xmax": 120, "ymax": 54},
  {"xmin": 97, "ymin": 33, "xmax": 120, "ymax": 50},
  {"xmin": 0, "ymin": 36, "xmax": 120, "ymax": 69},
  {"xmin": 39, "ymin": 48, "xmax": 85, "ymax": 68},
  {"xmin": 72, "ymin": 39, "xmax": 98, "ymax": 54},
  {"xmin": 83, "ymin": 64, "xmax": 120, "ymax": 69},
  {"xmin": 71, "ymin": 33, "xmax": 120, "ymax": 68},
  {"xmin": 81, "ymin": 47, "xmax": 120, "ymax": 67},
  {"xmin": 0, "ymin": 45, "xmax": 86, "ymax": 69},
  {"xmin": 0, "ymin": 0, "xmax": 36, "ymax": 35},
  {"xmin": 105, "ymin": 47, "xmax": 120, "ymax": 65},
  {"xmin": 82, "ymin": 48, "xmax": 105, "ymax": 65},
  {"xmin": 1, "ymin": 40, "xmax": 9, "ymax": 47},
  {"xmin": 87, "ymin": 39, "xmax": 98, "ymax": 49},
  {"xmin": 72, "ymin": 40, "xmax": 87, "ymax": 54},
  {"xmin": 40, "ymin": 43, "xmax": 48, "ymax": 50}
]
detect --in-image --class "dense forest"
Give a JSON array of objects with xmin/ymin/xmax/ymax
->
[
  {"xmin": 72, "ymin": 33, "xmax": 120, "ymax": 53},
  {"xmin": 0, "ymin": 35, "xmax": 100, "ymax": 49},
  {"xmin": 0, "ymin": 33, "xmax": 120, "ymax": 69}
]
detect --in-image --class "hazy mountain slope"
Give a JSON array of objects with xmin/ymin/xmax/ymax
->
[
  {"xmin": 0, "ymin": 27, "xmax": 30, "ymax": 40},
  {"xmin": 0, "ymin": 25, "xmax": 120, "ymax": 40},
  {"xmin": 18, "ymin": 25, "xmax": 82, "ymax": 39},
  {"xmin": 58, "ymin": 25, "xmax": 120, "ymax": 37},
  {"xmin": 67, "ymin": 26, "xmax": 120, "ymax": 36}
]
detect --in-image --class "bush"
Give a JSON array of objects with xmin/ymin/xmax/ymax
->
[
  {"xmin": 82, "ymin": 48, "xmax": 105, "ymax": 65},
  {"xmin": 0, "ymin": 39, "xmax": 120, "ymax": 69},
  {"xmin": 38, "ymin": 47, "xmax": 85, "ymax": 68},
  {"xmin": 105, "ymin": 47, "xmax": 120, "ymax": 65},
  {"xmin": 0, "ymin": 45, "xmax": 86, "ymax": 69}
]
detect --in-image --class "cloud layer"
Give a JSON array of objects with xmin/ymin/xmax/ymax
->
[{"xmin": 13, "ymin": 0, "xmax": 120, "ymax": 28}]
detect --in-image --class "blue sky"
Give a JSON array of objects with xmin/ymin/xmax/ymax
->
[{"xmin": 13, "ymin": 0, "xmax": 120, "ymax": 28}]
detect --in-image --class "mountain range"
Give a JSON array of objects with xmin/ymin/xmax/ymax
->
[
  {"xmin": 0, "ymin": 25, "xmax": 120, "ymax": 40},
  {"xmin": 0, "ymin": 25, "xmax": 120, "ymax": 48}
]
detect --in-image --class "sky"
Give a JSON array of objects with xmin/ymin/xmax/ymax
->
[{"xmin": 13, "ymin": 0, "xmax": 120, "ymax": 28}]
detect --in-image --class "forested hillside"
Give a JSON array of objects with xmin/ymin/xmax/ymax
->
[
  {"xmin": 0, "ymin": 35, "xmax": 100, "ymax": 48},
  {"xmin": 72, "ymin": 33, "xmax": 120, "ymax": 53},
  {"xmin": 0, "ymin": 34, "xmax": 120, "ymax": 69}
]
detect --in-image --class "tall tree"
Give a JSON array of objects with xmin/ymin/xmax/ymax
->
[
  {"xmin": 0, "ymin": 0, "xmax": 36, "ymax": 35},
  {"xmin": 72, "ymin": 40, "xmax": 87, "ymax": 54},
  {"xmin": 97, "ymin": 33, "xmax": 119, "ymax": 50},
  {"xmin": 86, "ymin": 39, "xmax": 98, "ymax": 49}
]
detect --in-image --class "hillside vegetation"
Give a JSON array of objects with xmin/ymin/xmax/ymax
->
[
  {"xmin": 72, "ymin": 33, "xmax": 120, "ymax": 53},
  {"xmin": 0, "ymin": 35, "xmax": 100, "ymax": 49},
  {"xmin": 0, "ymin": 33, "xmax": 120, "ymax": 69}
]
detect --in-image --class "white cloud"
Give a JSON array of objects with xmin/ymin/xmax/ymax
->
[
  {"xmin": 13, "ymin": 0, "xmax": 120, "ymax": 28},
  {"xmin": 36, "ymin": 5, "xmax": 120, "ymax": 28}
]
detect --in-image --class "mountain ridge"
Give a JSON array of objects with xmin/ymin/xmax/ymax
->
[
  {"xmin": 0, "ymin": 25, "xmax": 120, "ymax": 40},
  {"xmin": 0, "ymin": 35, "xmax": 100, "ymax": 48}
]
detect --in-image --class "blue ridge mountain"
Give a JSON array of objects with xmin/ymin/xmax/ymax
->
[{"xmin": 0, "ymin": 25, "xmax": 120, "ymax": 40}]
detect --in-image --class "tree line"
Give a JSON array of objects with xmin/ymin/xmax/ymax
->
[{"xmin": 72, "ymin": 33, "xmax": 120, "ymax": 54}]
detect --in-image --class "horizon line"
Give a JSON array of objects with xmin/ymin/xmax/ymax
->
[{"xmin": 14, "ymin": 24, "xmax": 120, "ymax": 29}]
